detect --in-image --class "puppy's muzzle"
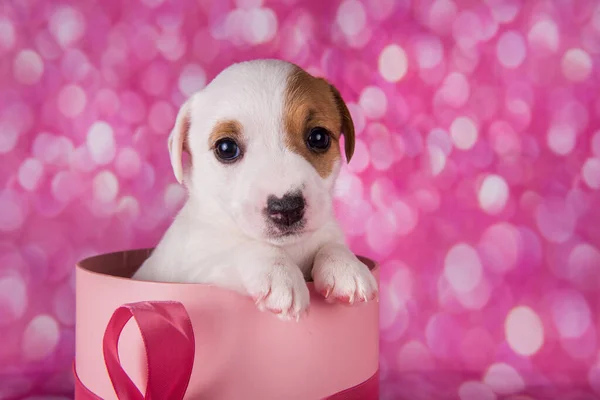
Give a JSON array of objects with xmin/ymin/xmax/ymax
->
[{"xmin": 266, "ymin": 193, "xmax": 305, "ymax": 228}]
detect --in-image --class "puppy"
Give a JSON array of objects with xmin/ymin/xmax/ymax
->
[{"xmin": 133, "ymin": 59, "xmax": 378, "ymax": 320}]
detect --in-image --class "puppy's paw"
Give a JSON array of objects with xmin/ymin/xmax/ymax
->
[
  {"xmin": 312, "ymin": 252, "xmax": 378, "ymax": 305},
  {"xmin": 249, "ymin": 263, "xmax": 310, "ymax": 321}
]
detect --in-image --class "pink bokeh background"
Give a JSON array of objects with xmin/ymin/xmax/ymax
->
[{"xmin": 2, "ymin": 0, "xmax": 600, "ymax": 398}]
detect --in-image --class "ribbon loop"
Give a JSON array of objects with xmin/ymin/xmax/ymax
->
[
  {"xmin": 102, "ymin": 301, "xmax": 195, "ymax": 400},
  {"xmin": 74, "ymin": 300, "xmax": 378, "ymax": 399}
]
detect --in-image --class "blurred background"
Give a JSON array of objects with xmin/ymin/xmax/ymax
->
[{"xmin": 1, "ymin": 0, "xmax": 600, "ymax": 398}]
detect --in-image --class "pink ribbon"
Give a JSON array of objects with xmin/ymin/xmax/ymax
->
[{"xmin": 73, "ymin": 301, "xmax": 378, "ymax": 400}]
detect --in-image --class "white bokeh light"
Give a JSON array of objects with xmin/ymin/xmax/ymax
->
[
  {"xmin": 370, "ymin": 177, "xmax": 397, "ymax": 209},
  {"xmin": 444, "ymin": 243, "xmax": 482, "ymax": 293},
  {"xmin": 414, "ymin": 188, "xmax": 441, "ymax": 212},
  {"xmin": 347, "ymin": 103, "xmax": 365, "ymax": 135},
  {"xmin": 478, "ymin": 223, "xmax": 521, "ymax": 274},
  {"xmin": 440, "ymin": 72, "xmax": 470, "ymax": 107},
  {"xmin": 235, "ymin": 0, "xmax": 264, "ymax": 8},
  {"xmin": 245, "ymin": 8, "xmax": 278, "ymax": 45},
  {"xmin": 61, "ymin": 48, "xmax": 91, "ymax": 82},
  {"xmin": 505, "ymin": 306, "xmax": 545, "ymax": 356},
  {"xmin": 379, "ymin": 282, "xmax": 399, "ymax": 330},
  {"xmin": 568, "ymin": 243, "xmax": 600, "ymax": 290},
  {"xmin": 582, "ymin": 158, "xmax": 600, "ymax": 189},
  {"xmin": 369, "ymin": 136, "xmax": 396, "ymax": 171},
  {"xmin": 415, "ymin": 35, "xmax": 444, "ymax": 69},
  {"xmin": 87, "ymin": 121, "xmax": 116, "ymax": 165},
  {"xmin": 0, "ymin": 118, "xmax": 19, "ymax": 154},
  {"xmin": 149, "ymin": 101, "xmax": 175, "ymax": 134},
  {"xmin": 428, "ymin": 0, "xmax": 457, "ymax": 33},
  {"xmin": 14, "ymin": 49, "xmax": 44, "ymax": 85},
  {"xmin": 366, "ymin": 209, "xmax": 399, "ymax": 256},
  {"xmin": 561, "ymin": 48, "xmax": 593, "ymax": 82},
  {"xmin": 528, "ymin": 19, "xmax": 559, "ymax": 53},
  {"xmin": 380, "ymin": 281, "xmax": 410, "ymax": 341},
  {"xmin": 0, "ymin": 16, "xmax": 16, "ymax": 53},
  {"xmin": 392, "ymin": 200, "xmax": 418, "ymax": 235},
  {"xmin": 551, "ymin": 289, "xmax": 592, "ymax": 339},
  {"xmin": 58, "ymin": 84, "xmax": 86, "ymax": 117},
  {"xmin": 222, "ymin": 8, "xmax": 245, "ymax": 43},
  {"xmin": 388, "ymin": 262, "xmax": 413, "ymax": 310},
  {"xmin": 427, "ymin": 128, "xmax": 453, "ymax": 155},
  {"xmin": 117, "ymin": 196, "xmax": 140, "ymax": 221},
  {"xmin": 359, "ymin": 86, "xmax": 388, "ymax": 119},
  {"xmin": 378, "ymin": 44, "xmax": 408, "ymax": 82},
  {"xmin": 48, "ymin": 6, "xmax": 86, "ymax": 48},
  {"xmin": 93, "ymin": 170, "xmax": 119, "ymax": 203},
  {"xmin": 347, "ymin": 138, "xmax": 370, "ymax": 173},
  {"xmin": 18, "ymin": 158, "xmax": 44, "ymax": 191},
  {"xmin": 156, "ymin": 32, "xmax": 186, "ymax": 62},
  {"xmin": 0, "ymin": 275, "xmax": 27, "ymax": 323},
  {"xmin": 178, "ymin": 64, "xmax": 206, "ymax": 97},
  {"xmin": 450, "ymin": 116, "xmax": 478, "ymax": 150},
  {"xmin": 547, "ymin": 122, "xmax": 576, "ymax": 156},
  {"xmin": 429, "ymin": 146, "xmax": 447, "ymax": 175},
  {"xmin": 485, "ymin": 0, "xmax": 521, "ymax": 23},
  {"xmin": 396, "ymin": 340, "xmax": 435, "ymax": 372},
  {"xmin": 115, "ymin": 147, "xmax": 142, "ymax": 179},
  {"xmin": 22, "ymin": 315, "xmax": 60, "ymax": 361},
  {"xmin": 453, "ymin": 11, "xmax": 482, "ymax": 49},
  {"xmin": 496, "ymin": 31, "xmax": 527, "ymax": 69},
  {"xmin": 478, "ymin": 174, "xmax": 509, "ymax": 215},
  {"xmin": 535, "ymin": 197, "xmax": 576, "ymax": 244},
  {"xmin": 51, "ymin": 170, "xmax": 83, "ymax": 203},
  {"xmin": 488, "ymin": 119, "xmax": 520, "ymax": 156},
  {"xmin": 336, "ymin": 0, "xmax": 366, "ymax": 37},
  {"xmin": 31, "ymin": 133, "xmax": 74, "ymax": 167},
  {"xmin": 483, "ymin": 363, "xmax": 526, "ymax": 395},
  {"xmin": 458, "ymin": 279, "xmax": 492, "ymax": 310}
]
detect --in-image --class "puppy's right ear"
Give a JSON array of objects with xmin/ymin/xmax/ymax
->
[{"xmin": 168, "ymin": 99, "xmax": 192, "ymax": 184}]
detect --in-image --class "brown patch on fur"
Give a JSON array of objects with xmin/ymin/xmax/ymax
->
[
  {"xmin": 168, "ymin": 100, "xmax": 192, "ymax": 184},
  {"xmin": 181, "ymin": 114, "xmax": 191, "ymax": 154},
  {"xmin": 208, "ymin": 120, "xmax": 244, "ymax": 148},
  {"xmin": 284, "ymin": 66, "xmax": 355, "ymax": 178}
]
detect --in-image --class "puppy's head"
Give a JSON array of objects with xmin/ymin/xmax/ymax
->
[{"xmin": 168, "ymin": 59, "xmax": 355, "ymax": 244}]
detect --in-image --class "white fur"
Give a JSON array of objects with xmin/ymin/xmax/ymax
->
[{"xmin": 133, "ymin": 59, "xmax": 378, "ymax": 320}]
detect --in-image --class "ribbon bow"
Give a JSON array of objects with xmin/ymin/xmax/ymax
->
[{"xmin": 74, "ymin": 301, "xmax": 378, "ymax": 400}]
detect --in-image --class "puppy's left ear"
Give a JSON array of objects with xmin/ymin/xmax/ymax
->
[
  {"xmin": 328, "ymin": 83, "xmax": 355, "ymax": 162},
  {"xmin": 168, "ymin": 98, "xmax": 192, "ymax": 184}
]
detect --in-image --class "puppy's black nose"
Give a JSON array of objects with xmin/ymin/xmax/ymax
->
[{"xmin": 266, "ymin": 193, "xmax": 305, "ymax": 227}]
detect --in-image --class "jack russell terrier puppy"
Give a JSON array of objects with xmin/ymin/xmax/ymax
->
[{"xmin": 133, "ymin": 59, "xmax": 378, "ymax": 320}]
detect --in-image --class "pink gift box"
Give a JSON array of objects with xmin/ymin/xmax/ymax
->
[{"xmin": 74, "ymin": 249, "xmax": 380, "ymax": 400}]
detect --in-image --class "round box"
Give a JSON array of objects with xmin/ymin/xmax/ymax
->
[{"xmin": 74, "ymin": 249, "xmax": 379, "ymax": 400}]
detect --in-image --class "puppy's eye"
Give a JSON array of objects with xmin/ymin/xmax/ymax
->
[
  {"xmin": 214, "ymin": 138, "xmax": 241, "ymax": 162},
  {"xmin": 306, "ymin": 127, "xmax": 331, "ymax": 153}
]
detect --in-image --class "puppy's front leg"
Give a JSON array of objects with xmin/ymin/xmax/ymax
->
[
  {"xmin": 312, "ymin": 242, "xmax": 378, "ymax": 304},
  {"xmin": 238, "ymin": 243, "xmax": 310, "ymax": 321}
]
